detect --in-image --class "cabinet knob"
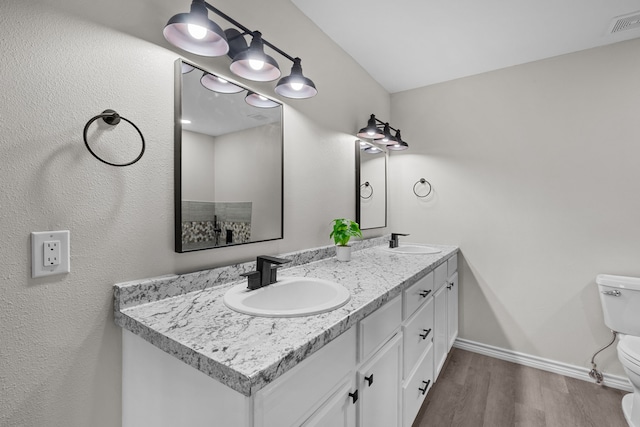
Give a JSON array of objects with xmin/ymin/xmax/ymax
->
[
  {"xmin": 349, "ymin": 390, "xmax": 359, "ymax": 404},
  {"xmin": 419, "ymin": 290, "xmax": 431, "ymax": 298},
  {"xmin": 419, "ymin": 380, "xmax": 431, "ymax": 395},
  {"xmin": 365, "ymin": 374, "xmax": 374, "ymax": 387},
  {"xmin": 420, "ymin": 328, "xmax": 432, "ymax": 339}
]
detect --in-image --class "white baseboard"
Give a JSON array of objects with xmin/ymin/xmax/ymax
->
[{"xmin": 453, "ymin": 338, "xmax": 633, "ymax": 392}]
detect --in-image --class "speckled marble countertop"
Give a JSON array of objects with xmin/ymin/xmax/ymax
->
[{"xmin": 114, "ymin": 237, "xmax": 458, "ymax": 397}]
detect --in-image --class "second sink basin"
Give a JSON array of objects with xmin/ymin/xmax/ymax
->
[
  {"xmin": 382, "ymin": 244, "xmax": 442, "ymax": 255},
  {"xmin": 223, "ymin": 277, "xmax": 351, "ymax": 318}
]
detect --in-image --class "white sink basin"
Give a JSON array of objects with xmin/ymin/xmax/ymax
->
[
  {"xmin": 382, "ymin": 244, "xmax": 442, "ymax": 255},
  {"xmin": 223, "ymin": 277, "xmax": 351, "ymax": 317}
]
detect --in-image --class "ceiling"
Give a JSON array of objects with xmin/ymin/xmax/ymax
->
[{"xmin": 292, "ymin": 0, "xmax": 640, "ymax": 93}]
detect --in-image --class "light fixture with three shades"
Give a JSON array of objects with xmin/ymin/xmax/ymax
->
[
  {"xmin": 357, "ymin": 114, "xmax": 409, "ymax": 151},
  {"xmin": 164, "ymin": 0, "xmax": 317, "ymax": 101}
]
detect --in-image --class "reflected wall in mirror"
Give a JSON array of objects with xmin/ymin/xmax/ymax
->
[
  {"xmin": 355, "ymin": 140, "xmax": 387, "ymax": 229},
  {"xmin": 175, "ymin": 59, "xmax": 283, "ymax": 252}
]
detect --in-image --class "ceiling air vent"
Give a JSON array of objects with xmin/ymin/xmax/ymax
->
[{"xmin": 609, "ymin": 11, "xmax": 640, "ymax": 34}]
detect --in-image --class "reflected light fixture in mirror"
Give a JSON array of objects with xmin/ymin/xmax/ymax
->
[
  {"xmin": 201, "ymin": 73, "xmax": 243, "ymax": 93},
  {"xmin": 245, "ymin": 92, "xmax": 280, "ymax": 108},
  {"xmin": 164, "ymin": 0, "xmax": 317, "ymax": 99}
]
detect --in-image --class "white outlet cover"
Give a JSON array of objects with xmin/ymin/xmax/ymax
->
[{"xmin": 31, "ymin": 230, "xmax": 70, "ymax": 278}]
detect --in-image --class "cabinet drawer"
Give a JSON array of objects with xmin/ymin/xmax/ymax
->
[
  {"xmin": 434, "ymin": 263, "xmax": 448, "ymax": 290},
  {"xmin": 403, "ymin": 272, "xmax": 434, "ymax": 320},
  {"xmin": 402, "ymin": 344, "xmax": 434, "ymax": 427},
  {"xmin": 359, "ymin": 295, "xmax": 402, "ymax": 361},
  {"xmin": 255, "ymin": 327, "xmax": 356, "ymax": 427},
  {"xmin": 447, "ymin": 253, "xmax": 458, "ymax": 277},
  {"xmin": 403, "ymin": 297, "xmax": 434, "ymax": 379}
]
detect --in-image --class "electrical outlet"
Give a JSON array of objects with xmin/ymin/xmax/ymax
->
[
  {"xmin": 31, "ymin": 230, "xmax": 70, "ymax": 278},
  {"xmin": 43, "ymin": 240, "xmax": 61, "ymax": 266}
]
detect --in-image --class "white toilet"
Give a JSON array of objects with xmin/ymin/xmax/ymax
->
[{"xmin": 597, "ymin": 274, "xmax": 640, "ymax": 427}]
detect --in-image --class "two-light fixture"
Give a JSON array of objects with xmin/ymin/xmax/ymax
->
[
  {"xmin": 164, "ymin": 0, "xmax": 317, "ymax": 105},
  {"xmin": 357, "ymin": 114, "xmax": 409, "ymax": 151}
]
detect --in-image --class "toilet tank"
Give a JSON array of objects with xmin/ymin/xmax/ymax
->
[{"xmin": 597, "ymin": 274, "xmax": 640, "ymax": 336}]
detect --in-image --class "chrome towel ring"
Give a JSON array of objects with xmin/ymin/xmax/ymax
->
[
  {"xmin": 413, "ymin": 178, "xmax": 432, "ymax": 198},
  {"xmin": 83, "ymin": 109, "xmax": 145, "ymax": 167}
]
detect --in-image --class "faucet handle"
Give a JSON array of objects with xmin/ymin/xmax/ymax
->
[
  {"xmin": 257, "ymin": 255, "xmax": 291, "ymax": 265},
  {"xmin": 240, "ymin": 271, "xmax": 261, "ymax": 290},
  {"xmin": 391, "ymin": 233, "xmax": 410, "ymax": 238}
]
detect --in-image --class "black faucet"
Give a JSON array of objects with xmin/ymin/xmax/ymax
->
[
  {"xmin": 241, "ymin": 255, "xmax": 291, "ymax": 290},
  {"xmin": 389, "ymin": 233, "xmax": 409, "ymax": 248}
]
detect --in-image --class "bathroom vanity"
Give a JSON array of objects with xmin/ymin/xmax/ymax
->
[{"xmin": 114, "ymin": 237, "xmax": 459, "ymax": 427}]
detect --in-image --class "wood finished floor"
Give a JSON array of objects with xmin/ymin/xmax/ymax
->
[{"xmin": 413, "ymin": 348, "xmax": 628, "ymax": 427}]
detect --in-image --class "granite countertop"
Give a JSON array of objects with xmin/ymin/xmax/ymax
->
[{"xmin": 114, "ymin": 237, "xmax": 458, "ymax": 397}]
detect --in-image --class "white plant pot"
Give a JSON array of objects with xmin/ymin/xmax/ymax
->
[{"xmin": 335, "ymin": 245, "xmax": 352, "ymax": 262}]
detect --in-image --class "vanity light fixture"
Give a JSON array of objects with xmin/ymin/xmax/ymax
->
[
  {"xmin": 164, "ymin": 0, "xmax": 317, "ymax": 99},
  {"xmin": 356, "ymin": 114, "xmax": 409, "ymax": 151},
  {"xmin": 245, "ymin": 92, "xmax": 280, "ymax": 109}
]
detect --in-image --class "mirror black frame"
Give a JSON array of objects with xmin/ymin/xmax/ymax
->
[
  {"xmin": 355, "ymin": 140, "xmax": 387, "ymax": 230},
  {"xmin": 174, "ymin": 59, "xmax": 284, "ymax": 252}
]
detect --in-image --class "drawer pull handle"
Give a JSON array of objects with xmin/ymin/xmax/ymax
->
[
  {"xmin": 420, "ymin": 329, "xmax": 432, "ymax": 339},
  {"xmin": 365, "ymin": 374, "xmax": 374, "ymax": 386},
  {"xmin": 349, "ymin": 390, "xmax": 358, "ymax": 404},
  {"xmin": 447, "ymin": 284, "xmax": 452, "ymax": 290},
  {"xmin": 419, "ymin": 380, "xmax": 431, "ymax": 395},
  {"xmin": 419, "ymin": 290, "xmax": 431, "ymax": 298}
]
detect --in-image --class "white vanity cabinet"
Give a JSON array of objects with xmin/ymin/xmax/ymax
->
[
  {"xmin": 434, "ymin": 254, "xmax": 459, "ymax": 380},
  {"xmin": 121, "ymin": 250, "xmax": 460, "ymax": 427}
]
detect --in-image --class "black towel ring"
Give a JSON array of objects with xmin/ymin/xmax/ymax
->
[
  {"xmin": 360, "ymin": 182, "xmax": 374, "ymax": 199},
  {"xmin": 83, "ymin": 109, "xmax": 145, "ymax": 167},
  {"xmin": 413, "ymin": 178, "xmax": 432, "ymax": 198}
]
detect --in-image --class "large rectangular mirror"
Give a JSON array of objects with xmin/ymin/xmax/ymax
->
[
  {"xmin": 355, "ymin": 140, "xmax": 387, "ymax": 229},
  {"xmin": 175, "ymin": 59, "xmax": 283, "ymax": 252}
]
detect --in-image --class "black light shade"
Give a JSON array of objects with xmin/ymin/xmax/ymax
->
[
  {"xmin": 377, "ymin": 123, "xmax": 398, "ymax": 145},
  {"xmin": 275, "ymin": 58, "xmax": 317, "ymax": 99},
  {"xmin": 200, "ymin": 73, "xmax": 243, "ymax": 93},
  {"xmin": 388, "ymin": 130, "xmax": 409, "ymax": 150},
  {"xmin": 357, "ymin": 114, "xmax": 385, "ymax": 139},
  {"xmin": 230, "ymin": 32, "xmax": 281, "ymax": 82},
  {"xmin": 387, "ymin": 141, "xmax": 409, "ymax": 151},
  {"xmin": 163, "ymin": 0, "xmax": 229, "ymax": 57},
  {"xmin": 245, "ymin": 92, "xmax": 280, "ymax": 108}
]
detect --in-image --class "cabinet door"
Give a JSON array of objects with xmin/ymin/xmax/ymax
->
[
  {"xmin": 303, "ymin": 377, "xmax": 357, "ymax": 427},
  {"xmin": 433, "ymin": 284, "xmax": 448, "ymax": 381},
  {"xmin": 358, "ymin": 333, "xmax": 402, "ymax": 427},
  {"xmin": 447, "ymin": 272, "xmax": 459, "ymax": 351}
]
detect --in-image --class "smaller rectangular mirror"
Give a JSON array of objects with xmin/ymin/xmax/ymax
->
[
  {"xmin": 355, "ymin": 140, "xmax": 387, "ymax": 229},
  {"xmin": 175, "ymin": 59, "xmax": 284, "ymax": 252}
]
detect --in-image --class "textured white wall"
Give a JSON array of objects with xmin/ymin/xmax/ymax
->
[
  {"xmin": 390, "ymin": 38, "xmax": 640, "ymax": 377},
  {"xmin": 0, "ymin": 1, "xmax": 389, "ymax": 426}
]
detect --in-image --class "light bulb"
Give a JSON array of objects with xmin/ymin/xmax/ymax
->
[
  {"xmin": 249, "ymin": 59, "xmax": 265, "ymax": 71},
  {"xmin": 290, "ymin": 82, "xmax": 303, "ymax": 91},
  {"xmin": 258, "ymin": 95, "xmax": 267, "ymax": 101},
  {"xmin": 187, "ymin": 24, "xmax": 207, "ymax": 40},
  {"xmin": 367, "ymin": 130, "xmax": 375, "ymax": 136},
  {"xmin": 217, "ymin": 77, "xmax": 228, "ymax": 84}
]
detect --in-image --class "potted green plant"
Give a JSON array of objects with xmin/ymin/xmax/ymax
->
[{"xmin": 330, "ymin": 218, "xmax": 363, "ymax": 262}]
